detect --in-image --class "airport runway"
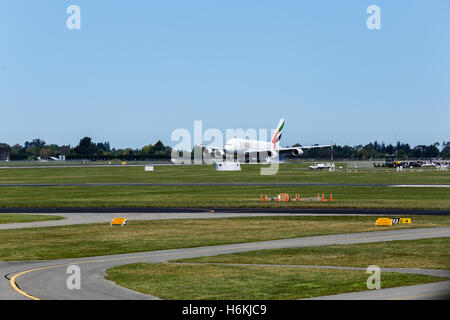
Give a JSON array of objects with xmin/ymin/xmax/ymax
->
[
  {"xmin": 2, "ymin": 224, "xmax": 449, "ymax": 300},
  {"xmin": 1, "ymin": 206, "xmax": 449, "ymax": 216},
  {"xmin": 1, "ymin": 182, "xmax": 450, "ymax": 187}
]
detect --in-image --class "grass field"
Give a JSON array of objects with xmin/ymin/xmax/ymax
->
[
  {"xmin": 1, "ymin": 215, "xmax": 448, "ymax": 261},
  {"xmin": 0, "ymin": 185, "xmax": 449, "ymax": 209},
  {"xmin": 174, "ymin": 237, "xmax": 450, "ymax": 270},
  {"xmin": 105, "ymin": 263, "xmax": 445, "ymax": 300},
  {"xmin": 0, "ymin": 214, "xmax": 63, "ymax": 224},
  {"xmin": 0, "ymin": 163, "xmax": 449, "ymax": 209},
  {"xmin": 0, "ymin": 163, "xmax": 449, "ymax": 184}
]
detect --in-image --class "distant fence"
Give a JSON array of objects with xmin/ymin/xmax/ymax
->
[
  {"xmin": 6, "ymin": 155, "xmax": 172, "ymax": 162},
  {"xmin": 66, "ymin": 154, "xmax": 171, "ymax": 161}
]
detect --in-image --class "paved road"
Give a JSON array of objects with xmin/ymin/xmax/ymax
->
[{"xmin": 2, "ymin": 226, "xmax": 449, "ymax": 300}]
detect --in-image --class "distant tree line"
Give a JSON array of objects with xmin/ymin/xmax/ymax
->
[
  {"xmin": 288, "ymin": 141, "xmax": 450, "ymax": 160},
  {"xmin": 1, "ymin": 138, "xmax": 449, "ymax": 161},
  {"xmin": 0, "ymin": 137, "xmax": 172, "ymax": 161}
]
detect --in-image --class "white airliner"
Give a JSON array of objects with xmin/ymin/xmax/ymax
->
[{"xmin": 203, "ymin": 118, "xmax": 332, "ymax": 162}]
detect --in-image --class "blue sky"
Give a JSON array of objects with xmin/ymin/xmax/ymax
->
[{"xmin": 1, "ymin": 1, "xmax": 449, "ymax": 149}]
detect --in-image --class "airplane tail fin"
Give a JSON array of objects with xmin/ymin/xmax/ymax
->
[{"xmin": 271, "ymin": 118, "xmax": 285, "ymax": 148}]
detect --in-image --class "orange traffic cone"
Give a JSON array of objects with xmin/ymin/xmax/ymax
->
[
  {"xmin": 322, "ymin": 193, "xmax": 326, "ymax": 202},
  {"xmin": 260, "ymin": 194, "xmax": 264, "ymax": 202},
  {"xmin": 265, "ymin": 194, "xmax": 268, "ymax": 202},
  {"xmin": 330, "ymin": 194, "xmax": 333, "ymax": 202},
  {"xmin": 296, "ymin": 193, "xmax": 301, "ymax": 202},
  {"xmin": 317, "ymin": 193, "xmax": 320, "ymax": 200}
]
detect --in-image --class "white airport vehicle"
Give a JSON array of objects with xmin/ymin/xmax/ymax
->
[
  {"xmin": 203, "ymin": 118, "xmax": 331, "ymax": 162},
  {"xmin": 308, "ymin": 163, "xmax": 334, "ymax": 170},
  {"xmin": 171, "ymin": 158, "xmax": 189, "ymax": 164},
  {"xmin": 421, "ymin": 162, "xmax": 435, "ymax": 167}
]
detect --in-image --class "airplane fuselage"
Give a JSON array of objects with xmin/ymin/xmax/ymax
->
[{"xmin": 224, "ymin": 138, "xmax": 275, "ymax": 154}]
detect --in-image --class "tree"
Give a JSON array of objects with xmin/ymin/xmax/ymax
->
[
  {"xmin": 74, "ymin": 137, "xmax": 98, "ymax": 156},
  {"xmin": 441, "ymin": 142, "xmax": 450, "ymax": 159},
  {"xmin": 122, "ymin": 148, "xmax": 134, "ymax": 156},
  {"xmin": 396, "ymin": 149, "xmax": 407, "ymax": 159},
  {"xmin": 25, "ymin": 139, "xmax": 46, "ymax": 149},
  {"xmin": 385, "ymin": 144, "xmax": 394, "ymax": 155},
  {"xmin": 151, "ymin": 140, "xmax": 165, "ymax": 153},
  {"xmin": 139, "ymin": 144, "xmax": 153, "ymax": 155},
  {"xmin": 411, "ymin": 145, "xmax": 426, "ymax": 159},
  {"xmin": 59, "ymin": 145, "xmax": 71, "ymax": 156},
  {"xmin": 425, "ymin": 144, "xmax": 440, "ymax": 158},
  {"xmin": 9, "ymin": 144, "xmax": 27, "ymax": 160},
  {"xmin": 0, "ymin": 143, "xmax": 11, "ymax": 160},
  {"xmin": 39, "ymin": 148, "xmax": 51, "ymax": 159},
  {"xmin": 97, "ymin": 141, "xmax": 111, "ymax": 152}
]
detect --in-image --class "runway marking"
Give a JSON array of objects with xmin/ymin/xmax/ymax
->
[
  {"xmin": 9, "ymin": 228, "xmax": 450, "ymax": 300},
  {"xmin": 10, "ymin": 265, "xmax": 56, "ymax": 300}
]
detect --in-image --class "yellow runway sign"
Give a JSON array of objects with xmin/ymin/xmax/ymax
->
[
  {"xmin": 375, "ymin": 218, "xmax": 392, "ymax": 226},
  {"xmin": 111, "ymin": 218, "xmax": 128, "ymax": 226},
  {"xmin": 376, "ymin": 217, "xmax": 412, "ymax": 226}
]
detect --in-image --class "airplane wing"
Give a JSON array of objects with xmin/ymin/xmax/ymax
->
[
  {"xmin": 241, "ymin": 144, "xmax": 334, "ymax": 156},
  {"xmin": 296, "ymin": 144, "xmax": 333, "ymax": 150},
  {"xmin": 277, "ymin": 144, "xmax": 333, "ymax": 156}
]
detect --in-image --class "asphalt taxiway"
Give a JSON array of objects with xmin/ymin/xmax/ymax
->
[
  {"xmin": 1, "ymin": 215, "xmax": 449, "ymax": 300},
  {"xmin": 1, "ymin": 208, "xmax": 449, "ymax": 300}
]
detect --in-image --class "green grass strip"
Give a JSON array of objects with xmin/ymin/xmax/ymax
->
[
  {"xmin": 0, "ymin": 216, "xmax": 448, "ymax": 261},
  {"xmin": 175, "ymin": 237, "xmax": 450, "ymax": 270},
  {"xmin": 105, "ymin": 263, "xmax": 446, "ymax": 300}
]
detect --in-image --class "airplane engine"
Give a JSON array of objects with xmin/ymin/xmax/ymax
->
[
  {"xmin": 203, "ymin": 147, "xmax": 213, "ymax": 156},
  {"xmin": 291, "ymin": 148, "xmax": 304, "ymax": 157},
  {"xmin": 214, "ymin": 149, "xmax": 225, "ymax": 157},
  {"xmin": 267, "ymin": 150, "xmax": 278, "ymax": 158}
]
